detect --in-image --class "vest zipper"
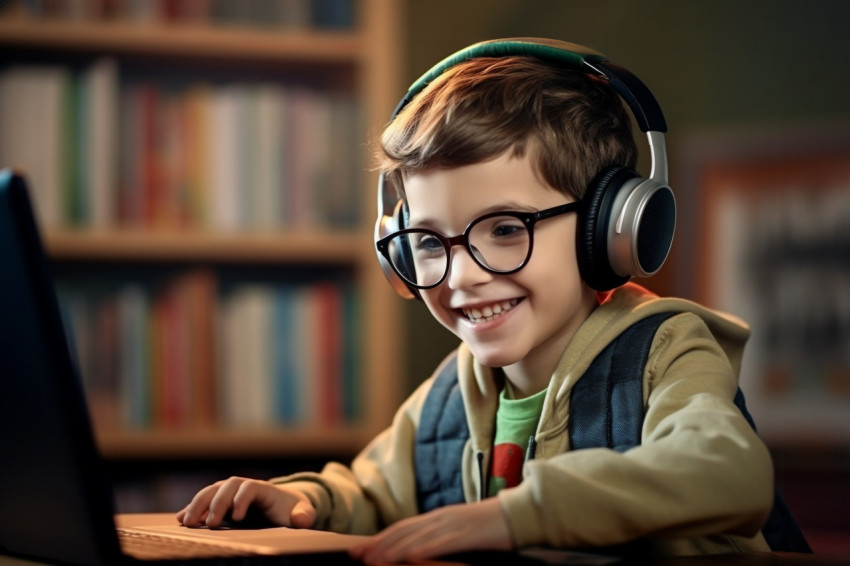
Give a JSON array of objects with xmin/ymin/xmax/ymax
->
[
  {"xmin": 476, "ymin": 450, "xmax": 486, "ymax": 501},
  {"xmin": 525, "ymin": 435, "xmax": 537, "ymax": 462}
]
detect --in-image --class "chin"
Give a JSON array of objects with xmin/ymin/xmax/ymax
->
[{"xmin": 465, "ymin": 344, "xmax": 524, "ymax": 369}]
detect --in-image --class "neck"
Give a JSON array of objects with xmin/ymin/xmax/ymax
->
[{"xmin": 502, "ymin": 288, "xmax": 598, "ymax": 399}]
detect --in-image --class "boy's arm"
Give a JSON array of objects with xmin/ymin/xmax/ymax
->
[
  {"xmin": 498, "ymin": 312, "xmax": 773, "ymax": 550},
  {"xmin": 269, "ymin": 372, "xmax": 438, "ymax": 535}
]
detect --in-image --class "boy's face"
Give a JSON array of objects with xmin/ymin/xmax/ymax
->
[{"xmin": 404, "ymin": 151, "xmax": 597, "ymax": 378}]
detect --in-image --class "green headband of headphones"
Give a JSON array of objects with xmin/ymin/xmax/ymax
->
[{"xmin": 395, "ymin": 37, "xmax": 667, "ymax": 134}]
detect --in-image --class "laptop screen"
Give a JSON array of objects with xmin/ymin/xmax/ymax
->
[{"xmin": 0, "ymin": 170, "xmax": 122, "ymax": 565}]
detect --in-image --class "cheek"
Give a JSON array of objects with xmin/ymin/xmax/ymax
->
[
  {"xmin": 520, "ymin": 229, "xmax": 591, "ymax": 306},
  {"xmin": 529, "ymin": 223, "xmax": 581, "ymax": 279},
  {"xmin": 420, "ymin": 290, "xmax": 456, "ymax": 332}
]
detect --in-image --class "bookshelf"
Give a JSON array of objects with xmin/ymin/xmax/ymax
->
[
  {"xmin": 0, "ymin": 0, "xmax": 404, "ymax": 461},
  {"xmin": 45, "ymin": 230, "xmax": 367, "ymax": 263}
]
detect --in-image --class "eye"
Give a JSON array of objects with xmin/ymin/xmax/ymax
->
[
  {"xmin": 412, "ymin": 232, "xmax": 444, "ymax": 254},
  {"xmin": 489, "ymin": 217, "xmax": 526, "ymax": 239},
  {"xmin": 492, "ymin": 223, "xmax": 523, "ymax": 238}
]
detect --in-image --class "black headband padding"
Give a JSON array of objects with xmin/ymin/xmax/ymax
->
[{"xmin": 589, "ymin": 61, "xmax": 667, "ymax": 133}]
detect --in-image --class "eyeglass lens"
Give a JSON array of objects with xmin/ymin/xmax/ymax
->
[{"xmin": 386, "ymin": 214, "xmax": 531, "ymax": 288}]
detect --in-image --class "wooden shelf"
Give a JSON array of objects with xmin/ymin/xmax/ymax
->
[
  {"xmin": 44, "ymin": 229, "xmax": 373, "ymax": 264},
  {"xmin": 0, "ymin": 18, "xmax": 362, "ymax": 64},
  {"xmin": 96, "ymin": 426, "xmax": 372, "ymax": 459}
]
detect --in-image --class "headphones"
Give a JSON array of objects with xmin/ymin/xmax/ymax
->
[{"xmin": 374, "ymin": 38, "xmax": 676, "ymax": 298}]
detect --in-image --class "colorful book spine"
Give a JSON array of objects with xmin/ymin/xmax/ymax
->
[
  {"xmin": 0, "ymin": 61, "xmax": 360, "ymax": 231},
  {"xmin": 11, "ymin": 0, "xmax": 355, "ymax": 30},
  {"xmin": 57, "ymin": 275, "xmax": 359, "ymax": 431}
]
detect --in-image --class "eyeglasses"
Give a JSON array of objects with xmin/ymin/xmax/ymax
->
[{"xmin": 376, "ymin": 202, "xmax": 580, "ymax": 290}]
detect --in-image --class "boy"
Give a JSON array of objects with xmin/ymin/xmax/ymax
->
[{"xmin": 178, "ymin": 39, "xmax": 802, "ymax": 562}]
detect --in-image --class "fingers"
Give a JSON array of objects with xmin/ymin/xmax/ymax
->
[
  {"xmin": 206, "ymin": 477, "xmax": 247, "ymax": 527},
  {"xmin": 288, "ymin": 498, "xmax": 317, "ymax": 529},
  {"xmin": 178, "ymin": 481, "xmax": 224, "ymax": 527},
  {"xmin": 229, "ymin": 480, "xmax": 256, "ymax": 522},
  {"xmin": 350, "ymin": 499, "xmax": 512, "ymax": 563},
  {"xmin": 176, "ymin": 477, "xmax": 318, "ymax": 531},
  {"xmin": 350, "ymin": 513, "xmax": 434, "ymax": 563},
  {"xmin": 176, "ymin": 477, "xmax": 256, "ymax": 528}
]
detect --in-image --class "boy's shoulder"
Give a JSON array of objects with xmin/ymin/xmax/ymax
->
[
  {"xmin": 588, "ymin": 282, "xmax": 752, "ymax": 376},
  {"xmin": 597, "ymin": 282, "xmax": 749, "ymax": 337}
]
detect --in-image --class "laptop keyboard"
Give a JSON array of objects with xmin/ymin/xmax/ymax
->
[{"xmin": 117, "ymin": 528, "xmax": 258, "ymax": 560}]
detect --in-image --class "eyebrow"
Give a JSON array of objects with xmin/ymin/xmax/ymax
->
[{"xmin": 406, "ymin": 201, "xmax": 540, "ymax": 229}]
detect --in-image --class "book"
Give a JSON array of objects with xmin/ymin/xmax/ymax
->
[
  {"xmin": 84, "ymin": 57, "xmax": 119, "ymax": 228},
  {"xmin": 117, "ymin": 285, "xmax": 152, "ymax": 429},
  {"xmin": 219, "ymin": 284, "xmax": 275, "ymax": 427},
  {"xmin": 209, "ymin": 84, "xmax": 244, "ymax": 231},
  {"xmin": 0, "ymin": 65, "xmax": 69, "ymax": 228},
  {"xmin": 272, "ymin": 285, "xmax": 299, "ymax": 424},
  {"xmin": 314, "ymin": 283, "xmax": 343, "ymax": 425},
  {"xmin": 253, "ymin": 83, "xmax": 287, "ymax": 230}
]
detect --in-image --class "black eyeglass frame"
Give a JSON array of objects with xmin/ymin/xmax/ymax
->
[{"xmin": 375, "ymin": 201, "xmax": 581, "ymax": 290}]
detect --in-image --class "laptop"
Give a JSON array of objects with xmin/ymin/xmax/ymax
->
[{"xmin": 0, "ymin": 170, "xmax": 371, "ymax": 565}]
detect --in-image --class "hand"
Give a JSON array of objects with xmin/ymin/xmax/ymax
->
[
  {"xmin": 176, "ymin": 476, "xmax": 316, "ymax": 529},
  {"xmin": 348, "ymin": 497, "xmax": 512, "ymax": 563}
]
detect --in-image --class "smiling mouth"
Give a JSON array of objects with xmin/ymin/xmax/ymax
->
[{"xmin": 461, "ymin": 299, "xmax": 520, "ymax": 323}]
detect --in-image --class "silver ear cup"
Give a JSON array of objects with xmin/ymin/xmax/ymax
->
[
  {"xmin": 374, "ymin": 198, "xmax": 417, "ymax": 300},
  {"xmin": 607, "ymin": 180, "xmax": 676, "ymax": 279}
]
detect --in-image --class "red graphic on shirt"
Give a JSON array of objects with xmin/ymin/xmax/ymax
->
[{"xmin": 491, "ymin": 442, "xmax": 524, "ymax": 489}]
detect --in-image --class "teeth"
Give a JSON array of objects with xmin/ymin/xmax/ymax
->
[{"xmin": 463, "ymin": 299, "xmax": 518, "ymax": 322}]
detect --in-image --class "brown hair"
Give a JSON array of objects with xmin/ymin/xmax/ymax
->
[{"xmin": 377, "ymin": 56, "xmax": 637, "ymax": 201}]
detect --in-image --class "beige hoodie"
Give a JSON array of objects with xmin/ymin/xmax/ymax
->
[{"xmin": 271, "ymin": 283, "xmax": 774, "ymax": 555}]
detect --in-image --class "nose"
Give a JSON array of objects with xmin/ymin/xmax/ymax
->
[{"xmin": 445, "ymin": 245, "xmax": 493, "ymax": 289}]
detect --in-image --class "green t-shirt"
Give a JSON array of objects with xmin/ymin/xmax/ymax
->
[{"xmin": 488, "ymin": 383, "xmax": 546, "ymax": 496}]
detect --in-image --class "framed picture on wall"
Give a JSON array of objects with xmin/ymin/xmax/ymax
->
[{"xmin": 674, "ymin": 124, "xmax": 850, "ymax": 447}]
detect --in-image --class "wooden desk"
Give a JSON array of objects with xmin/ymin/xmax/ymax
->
[
  {"xmin": 6, "ymin": 553, "xmax": 842, "ymax": 565},
  {"xmin": 648, "ymin": 553, "xmax": 848, "ymax": 566},
  {"xmin": 1, "ymin": 547, "xmax": 846, "ymax": 565}
]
